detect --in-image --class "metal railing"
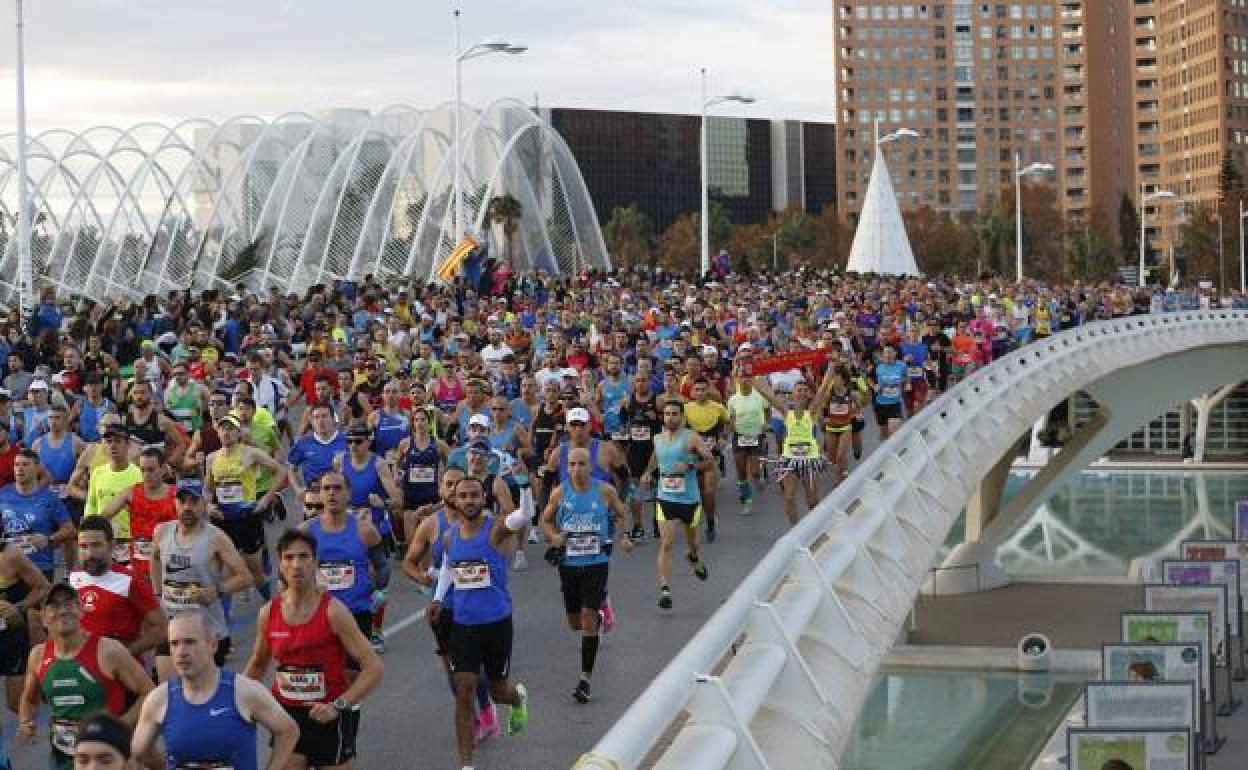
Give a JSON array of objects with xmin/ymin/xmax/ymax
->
[{"xmin": 573, "ymin": 310, "xmax": 1248, "ymax": 770}]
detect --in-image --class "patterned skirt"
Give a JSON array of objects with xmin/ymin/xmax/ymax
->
[{"xmin": 764, "ymin": 454, "xmax": 827, "ymax": 483}]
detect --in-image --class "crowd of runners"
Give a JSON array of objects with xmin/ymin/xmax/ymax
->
[{"xmin": 0, "ymin": 266, "xmax": 1239, "ymax": 769}]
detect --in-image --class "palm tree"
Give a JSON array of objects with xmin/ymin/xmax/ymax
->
[
  {"xmin": 486, "ymin": 194, "xmax": 523, "ymax": 268},
  {"xmin": 603, "ymin": 203, "xmax": 656, "ymax": 267}
]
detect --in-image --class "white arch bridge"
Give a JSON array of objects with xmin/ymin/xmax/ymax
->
[
  {"xmin": 0, "ymin": 100, "xmax": 608, "ymax": 301},
  {"xmin": 574, "ymin": 310, "xmax": 1248, "ymax": 770}
]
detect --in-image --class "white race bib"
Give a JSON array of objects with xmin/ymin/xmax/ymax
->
[
  {"xmin": 216, "ymin": 481, "xmax": 244, "ymax": 505},
  {"xmin": 908, "ymin": 366, "xmax": 924, "ymax": 378},
  {"xmin": 409, "ymin": 466, "xmax": 436, "ymax": 484},
  {"xmin": 610, "ymin": 430, "xmax": 628, "ymax": 442},
  {"xmin": 51, "ymin": 718, "xmax": 78, "ymax": 755},
  {"xmin": 659, "ymin": 475, "xmax": 687, "ymax": 494},
  {"xmin": 132, "ymin": 538, "xmax": 154, "ymax": 562},
  {"xmin": 451, "ymin": 561, "xmax": 492, "ymax": 590},
  {"xmin": 112, "ymin": 539, "xmax": 131, "ymax": 564},
  {"xmin": 829, "ymin": 402, "xmax": 850, "ymax": 416},
  {"xmin": 565, "ymin": 533, "xmax": 602, "ymax": 557},
  {"xmin": 629, "ymin": 425, "xmax": 651, "ymax": 441},
  {"xmin": 789, "ymin": 443, "xmax": 811, "ymax": 457},
  {"xmin": 276, "ymin": 666, "xmax": 326, "ymax": 702},
  {"xmin": 882, "ymin": 385, "xmax": 900, "ymax": 398},
  {"xmin": 736, "ymin": 434, "xmax": 759, "ymax": 447},
  {"xmin": 317, "ymin": 561, "xmax": 356, "ymax": 591},
  {"xmin": 162, "ymin": 580, "xmax": 201, "ymax": 610}
]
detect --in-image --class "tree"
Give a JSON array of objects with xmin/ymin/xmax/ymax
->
[
  {"xmin": 771, "ymin": 205, "xmax": 817, "ymax": 269},
  {"xmin": 1118, "ymin": 192, "xmax": 1140, "ymax": 267},
  {"xmin": 603, "ymin": 203, "xmax": 656, "ymax": 267},
  {"xmin": 726, "ymin": 222, "xmax": 769, "ymax": 272},
  {"xmin": 698, "ymin": 200, "xmax": 732, "ymax": 252},
  {"xmin": 486, "ymin": 193, "xmax": 523, "ymax": 267},
  {"xmin": 656, "ymin": 213, "xmax": 699, "ymax": 273},
  {"xmin": 996, "ymin": 181, "xmax": 1065, "ymax": 280},
  {"xmin": 1220, "ymin": 153, "xmax": 1243, "ymax": 195},
  {"xmin": 1066, "ymin": 210, "xmax": 1118, "ymax": 281},
  {"xmin": 811, "ymin": 205, "xmax": 849, "ymax": 270},
  {"xmin": 974, "ymin": 209, "xmax": 1012, "ymax": 276},
  {"xmin": 1177, "ymin": 203, "xmax": 1220, "ymax": 285},
  {"xmin": 903, "ymin": 205, "xmax": 977, "ymax": 277}
]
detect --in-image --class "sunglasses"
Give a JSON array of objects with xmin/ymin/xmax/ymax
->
[
  {"xmin": 303, "ymin": 502, "xmax": 324, "ymax": 511},
  {"xmin": 320, "ymin": 483, "xmax": 344, "ymax": 491},
  {"xmin": 348, "ymin": 438, "xmax": 368, "ymax": 444}
]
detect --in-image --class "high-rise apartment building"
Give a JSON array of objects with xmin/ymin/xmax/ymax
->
[{"xmin": 834, "ymin": 1, "xmax": 1133, "ymax": 234}]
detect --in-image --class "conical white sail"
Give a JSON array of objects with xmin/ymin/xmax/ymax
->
[{"xmin": 846, "ymin": 148, "xmax": 920, "ymax": 276}]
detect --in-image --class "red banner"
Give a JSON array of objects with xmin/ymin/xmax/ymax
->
[{"xmin": 740, "ymin": 348, "xmax": 830, "ymax": 377}]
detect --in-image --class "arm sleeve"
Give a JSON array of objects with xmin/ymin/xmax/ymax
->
[
  {"xmin": 432, "ymin": 561, "xmax": 453, "ymax": 602},
  {"xmin": 504, "ymin": 509, "xmax": 527, "ymax": 532}
]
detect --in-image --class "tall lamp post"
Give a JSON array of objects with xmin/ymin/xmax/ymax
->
[
  {"xmin": 1013, "ymin": 152, "xmax": 1055, "ymax": 284},
  {"xmin": 700, "ymin": 68, "xmax": 754, "ymax": 278},
  {"xmin": 452, "ymin": 9, "xmax": 526, "ymax": 244},
  {"xmin": 1138, "ymin": 186, "xmax": 1175, "ymax": 287},
  {"xmin": 14, "ymin": 0, "xmax": 32, "ymax": 316}
]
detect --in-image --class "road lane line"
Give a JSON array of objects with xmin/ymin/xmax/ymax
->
[{"xmin": 382, "ymin": 607, "xmax": 428, "ymax": 638}]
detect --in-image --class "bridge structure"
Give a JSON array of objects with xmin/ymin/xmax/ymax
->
[{"xmin": 574, "ymin": 310, "xmax": 1248, "ymax": 770}]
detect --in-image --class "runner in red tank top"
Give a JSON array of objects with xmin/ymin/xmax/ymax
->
[
  {"xmin": 70, "ymin": 518, "xmax": 164, "ymax": 657},
  {"xmin": 98, "ymin": 448, "xmax": 177, "ymax": 577},
  {"xmin": 244, "ymin": 527, "xmax": 382, "ymax": 769}
]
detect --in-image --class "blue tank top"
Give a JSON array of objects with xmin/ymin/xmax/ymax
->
[
  {"xmin": 373, "ymin": 410, "xmax": 409, "ymax": 455},
  {"xmin": 308, "ymin": 516, "xmax": 373, "ymax": 613},
  {"xmin": 488, "ymin": 423, "xmax": 516, "ymax": 454},
  {"xmin": 557, "ymin": 440, "xmax": 611, "ymax": 486},
  {"xmin": 655, "ymin": 429, "xmax": 699, "ymax": 505},
  {"xmin": 557, "ymin": 482, "xmax": 612, "ymax": 567},
  {"xmin": 35, "ymin": 434, "xmax": 75, "ymax": 483},
  {"xmin": 431, "ymin": 508, "xmax": 452, "ymax": 568},
  {"xmin": 601, "ymin": 377, "xmax": 630, "ymax": 435},
  {"xmin": 162, "ymin": 669, "xmax": 258, "ymax": 770},
  {"xmin": 342, "ymin": 454, "xmax": 391, "ymax": 537},
  {"xmin": 456, "ymin": 404, "xmax": 489, "ymax": 441},
  {"xmin": 401, "ymin": 438, "xmax": 440, "ymax": 505},
  {"xmin": 445, "ymin": 515, "xmax": 511, "ymax": 625},
  {"xmin": 874, "ymin": 362, "xmax": 906, "ymax": 405},
  {"xmin": 76, "ymin": 396, "xmax": 112, "ymax": 442}
]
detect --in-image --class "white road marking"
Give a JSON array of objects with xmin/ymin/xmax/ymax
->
[{"xmin": 382, "ymin": 607, "xmax": 428, "ymax": 638}]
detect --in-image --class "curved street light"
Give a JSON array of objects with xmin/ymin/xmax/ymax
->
[
  {"xmin": 1139, "ymin": 188, "xmax": 1176, "ymax": 287},
  {"xmin": 700, "ymin": 68, "xmax": 756, "ymax": 277},
  {"xmin": 1014, "ymin": 154, "xmax": 1056, "ymax": 283}
]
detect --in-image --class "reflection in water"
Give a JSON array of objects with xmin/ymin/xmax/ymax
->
[
  {"xmin": 985, "ymin": 471, "xmax": 1247, "ymax": 579},
  {"xmin": 842, "ymin": 668, "xmax": 1081, "ymax": 770}
]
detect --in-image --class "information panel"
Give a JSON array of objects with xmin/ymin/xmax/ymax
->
[
  {"xmin": 1101, "ymin": 643, "xmax": 1205, "ymax": 728},
  {"xmin": 1068, "ymin": 728, "xmax": 1191, "ymax": 770},
  {"xmin": 1143, "ymin": 584, "xmax": 1228, "ymax": 667},
  {"xmin": 1086, "ymin": 681, "xmax": 1198, "ymax": 737},
  {"xmin": 1234, "ymin": 500, "xmax": 1248, "ymax": 541},
  {"xmin": 1160, "ymin": 560, "xmax": 1241, "ymax": 638},
  {"xmin": 1121, "ymin": 612, "xmax": 1213, "ymax": 699}
]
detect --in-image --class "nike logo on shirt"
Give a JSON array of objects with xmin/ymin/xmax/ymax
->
[{"xmin": 209, "ymin": 707, "xmax": 231, "ymax": 717}]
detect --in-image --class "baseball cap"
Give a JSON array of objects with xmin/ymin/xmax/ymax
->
[
  {"xmin": 27, "ymin": 379, "xmax": 48, "ymax": 391},
  {"xmin": 468, "ymin": 414, "xmax": 491, "ymax": 429},
  {"xmin": 566, "ymin": 407, "xmax": 590, "ymax": 425},
  {"xmin": 347, "ymin": 426, "xmax": 372, "ymax": 440},
  {"xmin": 218, "ymin": 414, "xmax": 241, "ymax": 429},
  {"xmin": 468, "ymin": 439, "xmax": 492, "ymax": 455},
  {"xmin": 175, "ymin": 478, "xmax": 204, "ymax": 500}
]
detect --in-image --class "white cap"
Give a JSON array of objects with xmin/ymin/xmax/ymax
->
[
  {"xmin": 560, "ymin": 368, "xmax": 580, "ymax": 379},
  {"xmin": 468, "ymin": 414, "xmax": 491, "ymax": 429},
  {"xmin": 566, "ymin": 407, "xmax": 591, "ymax": 424},
  {"xmin": 28, "ymin": 379, "xmax": 48, "ymax": 391}
]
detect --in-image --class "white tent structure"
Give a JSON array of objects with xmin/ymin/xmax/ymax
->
[{"xmin": 845, "ymin": 138, "xmax": 920, "ymax": 277}]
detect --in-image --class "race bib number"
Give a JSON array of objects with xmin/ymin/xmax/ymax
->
[
  {"xmin": 163, "ymin": 580, "xmax": 201, "ymax": 610},
  {"xmin": 881, "ymin": 385, "xmax": 900, "ymax": 398},
  {"xmin": 790, "ymin": 442, "xmax": 811, "ymax": 457},
  {"xmin": 216, "ymin": 480, "xmax": 244, "ymax": 505},
  {"xmin": 610, "ymin": 430, "xmax": 628, "ymax": 442},
  {"xmin": 276, "ymin": 665, "xmax": 326, "ymax": 702},
  {"xmin": 176, "ymin": 762, "xmax": 235, "ymax": 770},
  {"xmin": 565, "ymin": 533, "xmax": 602, "ymax": 558},
  {"xmin": 132, "ymin": 538, "xmax": 154, "ymax": 562},
  {"xmin": 829, "ymin": 403, "xmax": 850, "ymax": 416},
  {"xmin": 659, "ymin": 475, "xmax": 687, "ymax": 494},
  {"xmin": 629, "ymin": 425, "xmax": 651, "ymax": 441},
  {"xmin": 409, "ymin": 466, "xmax": 436, "ymax": 484},
  {"xmin": 317, "ymin": 560, "xmax": 356, "ymax": 591},
  {"xmin": 451, "ymin": 561, "xmax": 492, "ymax": 590},
  {"xmin": 736, "ymin": 434, "xmax": 760, "ymax": 448},
  {"xmin": 908, "ymin": 366, "xmax": 924, "ymax": 379},
  {"xmin": 51, "ymin": 718, "xmax": 78, "ymax": 755},
  {"xmin": 112, "ymin": 539, "xmax": 131, "ymax": 564}
]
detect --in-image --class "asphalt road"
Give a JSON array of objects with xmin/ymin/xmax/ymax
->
[{"xmin": 9, "ymin": 427, "xmax": 884, "ymax": 770}]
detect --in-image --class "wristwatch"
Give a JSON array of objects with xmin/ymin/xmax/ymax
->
[{"xmin": 331, "ymin": 696, "xmax": 350, "ymax": 713}]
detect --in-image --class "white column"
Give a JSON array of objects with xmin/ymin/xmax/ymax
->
[{"xmin": 15, "ymin": 0, "xmax": 33, "ymax": 315}]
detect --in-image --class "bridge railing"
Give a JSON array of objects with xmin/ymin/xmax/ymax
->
[{"xmin": 573, "ymin": 310, "xmax": 1248, "ymax": 770}]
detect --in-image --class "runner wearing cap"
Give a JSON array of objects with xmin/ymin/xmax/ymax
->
[
  {"xmin": 204, "ymin": 413, "xmax": 286, "ymax": 599},
  {"xmin": 181, "ymin": 390, "xmax": 231, "ymax": 474},
  {"xmin": 245, "ymin": 528, "xmax": 383, "ymax": 770},
  {"xmin": 97, "ymin": 447, "xmax": 176, "ymax": 580},
  {"xmin": 70, "ymin": 373, "xmax": 114, "ymax": 445},
  {"xmin": 150, "ymin": 480, "xmax": 252, "ymax": 681},
  {"xmin": 547, "ymin": 407, "xmax": 627, "ymax": 493},
  {"xmin": 82, "ymin": 423, "xmax": 142, "ymax": 567},
  {"xmin": 447, "ymin": 413, "xmax": 499, "ymax": 473},
  {"xmin": 540, "ymin": 447, "xmax": 632, "ymax": 703},
  {"xmin": 334, "ymin": 425, "xmax": 402, "ymax": 652},
  {"xmin": 74, "ymin": 713, "xmax": 133, "ymax": 769},
  {"xmin": 69, "ymin": 518, "xmax": 164, "ymax": 657},
  {"xmin": 18, "ymin": 582, "xmax": 152, "ymax": 770}
]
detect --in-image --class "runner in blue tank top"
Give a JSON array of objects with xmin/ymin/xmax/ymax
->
[
  {"xmin": 304, "ymin": 470, "xmax": 381, "ymax": 643},
  {"xmin": 132, "ymin": 611, "xmax": 298, "ymax": 770},
  {"xmin": 336, "ymin": 426, "xmax": 402, "ymax": 652},
  {"xmin": 546, "ymin": 408, "xmax": 626, "ymax": 488},
  {"xmin": 368, "ymin": 381, "xmax": 410, "ymax": 457},
  {"xmin": 431, "ymin": 475, "xmax": 532, "ymax": 769},
  {"xmin": 396, "ymin": 407, "xmax": 449, "ymax": 547},
  {"xmin": 597, "ymin": 354, "xmax": 631, "ymax": 441},
  {"xmin": 540, "ymin": 446, "xmax": 632, "ymax": 704}
]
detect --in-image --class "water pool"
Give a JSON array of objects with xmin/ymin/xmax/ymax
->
[{"xmin": 842, "ymin": 667, "xmax": 1083, "ymax": 770}]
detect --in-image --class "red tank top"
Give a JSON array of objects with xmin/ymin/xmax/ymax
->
[
  {"xmin": 36, "ymin": 633, "xmax": 127, "ymax": 716},
  {"xmin": 266, "ymin": 591, "xmax": 348, "ymax": 706},
  {"xmin": 128, "ymin": 484, "xmax": 176, "ymax": 573}
]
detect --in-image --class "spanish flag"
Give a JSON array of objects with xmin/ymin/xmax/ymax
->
[{"xmin": 435, "ymin": 234, "xmax": 480, "ymax": 282}]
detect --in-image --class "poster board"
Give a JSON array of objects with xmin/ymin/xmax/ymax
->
[
  {"xmin": 1180, "ymin": 541, "xmax": 1248, "ymax": 598},
  {"xmin": 1142, "ymin": 584, "xmax": 1228, "ymax": 667},
  {"xmin": 1086, "ymin": 681, "xmax": 1199, "ymax": 743},
  {"xmin": 1160, "ymin": 560, "xmax": 1241, "ymax": 638},
  {"xmin": 1101, "ymin": 643, "xmax": 1204, "ymax": 730},
  {"xmin": 1121, "ymin": 612, "xmax": 1213, "ymax": 700},
  {"xmin": 1067, "ymin": 727, "xmax": 1191, "ymax": 770}
]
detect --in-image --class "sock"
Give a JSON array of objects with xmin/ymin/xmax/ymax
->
[
  {"xmin": 372, "ymin": 603, "xmax": 387, "ymax": 633},
  {"xmin": 581, "ymin": 635, "xmax": 601, "ymax": 677},
  {"xmin": 475, "ymin": 675, "xmax": 491, "ymax": 709}
]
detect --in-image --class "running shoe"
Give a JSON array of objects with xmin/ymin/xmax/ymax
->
[
  {"xmin": 527, "ymin": 528, "xmax": 543, "ymax": 544},
  {"xmin": 599, "ymin": 597, "xmax": 617, "ymax": 633},
  {"xmin": 369, "ymin": 633, "xmax": 385, "ymax": 654},
  {"xmin": 688, "ymin": 554, "xmax": 709, "ymax": 581},
  {"xmin": 658, "ymin": 586, "xmax": 673, "ymax": 609},
  {"xmin": 512, "ymin": 550, "xmax": 528, "ymax": 571},
  {"xmin": 705, "ymin": 523, "xmax": 717, "ymax": 543},
  {"xmin": 474, "ymin": 701, "xmax": 501, "ymax": 744},
  {"xmin": 508, "ymin": 683, "xmax": 529, "ymax": 735},
  {"xmin": 628, "ymin": 526, "xmax": 645, "ymax": 541},
  {"xmin": 573, "ymin": 678, "xmax": 592, "ymax": 704}
]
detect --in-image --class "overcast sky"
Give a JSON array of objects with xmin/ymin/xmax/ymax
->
[{"xmin": 4, "ymin": 0, "xmax": 836, "ymax": 133}]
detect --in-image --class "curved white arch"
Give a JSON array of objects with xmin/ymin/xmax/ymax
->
[{"xmin": 578, "ymin": 310, "xmax": 1248, "ymax": 770}]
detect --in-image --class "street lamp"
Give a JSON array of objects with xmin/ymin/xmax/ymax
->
[
  {"xmin": 1138, "ymin": 186, "xmax": 1175, "ymax": 287},
  {"xmin": 1013, "ymin": 153, "xmax": 1055, "ymax": 284},
  {"xmin": 700, "ymin": 68, "xmax": 755, "ymax": 278},
  {"xmin": 452, "ymin": 9, "xmax": 526, "ymax": 244},
  {"xmin": 13, "ymin": 0, "xmax": 32, "ymax": 316}
]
